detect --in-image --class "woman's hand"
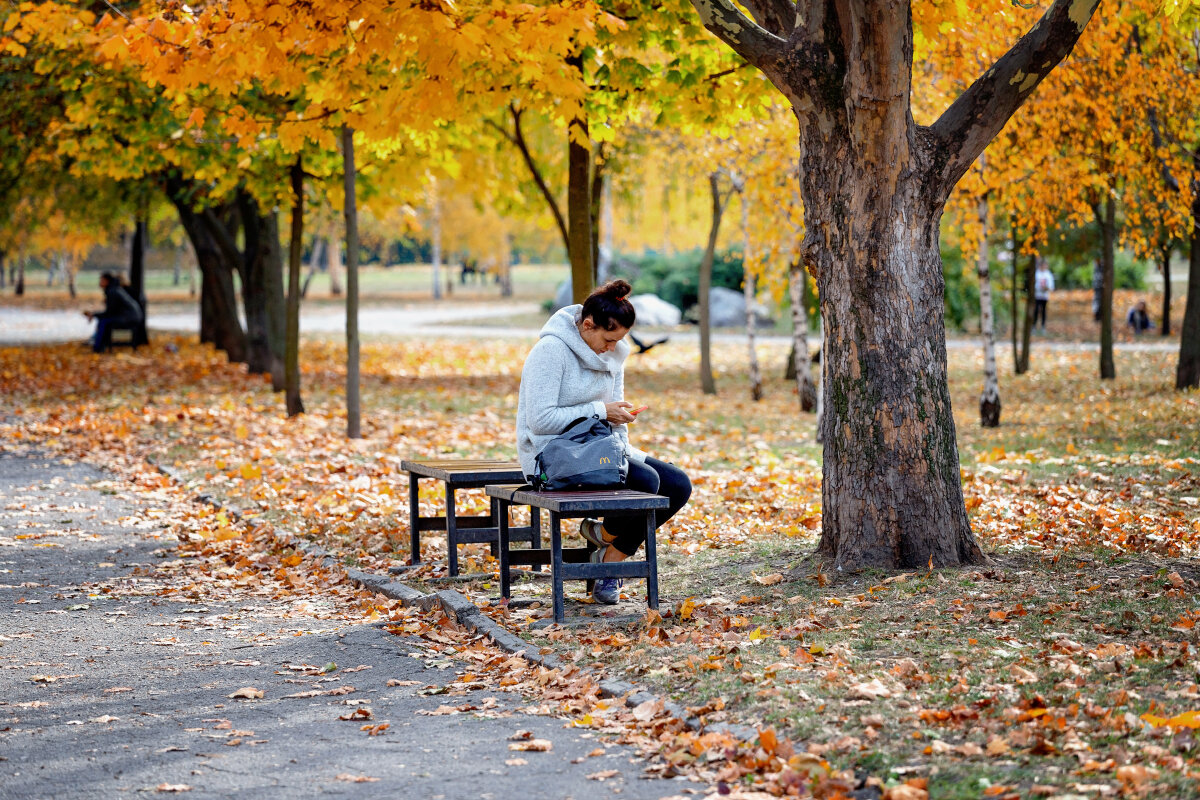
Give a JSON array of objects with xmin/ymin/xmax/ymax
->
[{"xmin": 605, "ymin": 401, "xmax": 636, "ymax": 425}]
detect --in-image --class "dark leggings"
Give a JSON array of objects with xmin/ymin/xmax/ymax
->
[
  {"xmin": 1034, "ymin": 298, "xmax": 1048, "ymax": 328},
  {"xmin": 604, "ymin": 456, "xmax": 692, "ymax": 557}
]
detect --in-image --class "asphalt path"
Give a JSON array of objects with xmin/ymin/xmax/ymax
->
[
  {"xmin": 0, "ymin": 303, "xmax": 1181, "ymax": 351},
  {"xmin": 0, "ymin": 452, "xmax": 682, "ymax": 799}
]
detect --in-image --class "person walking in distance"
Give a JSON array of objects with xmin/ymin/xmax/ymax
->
[{"xmin": 1033, "ymin": 258, "xmax": 1055, "ymax": 334}]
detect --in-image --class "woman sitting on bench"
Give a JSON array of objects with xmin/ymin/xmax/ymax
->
[{"xmin": 516, "ymin": 279, "xmax": 692, "ymax": 605}]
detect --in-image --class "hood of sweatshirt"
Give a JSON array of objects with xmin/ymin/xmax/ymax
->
[{"xmin": 539, "ymin": 304, "xmax": 629, "ymax": 375}]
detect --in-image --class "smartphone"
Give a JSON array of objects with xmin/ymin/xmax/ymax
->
[{"xmin": 631, "ymin": 405, "xmax": 649, "ymax": 415}]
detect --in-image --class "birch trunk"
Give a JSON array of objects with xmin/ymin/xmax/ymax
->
[
  {"xmin": 741, "ymin": 192, "xmax": 763, "ymax": 401},
  {"xmin": 977, "ymin": 192, "xmax": 1001, "ymax": 427},
  {"xmin": 788, "ymin": 260, "xmax": 816, "ymax": 412}
]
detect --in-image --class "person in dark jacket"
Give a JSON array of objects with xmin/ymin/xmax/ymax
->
[
  {"xmin": 83, "ymin": 272, "xmax": 143, "ymax": 352},
  {"xmin": 1126, "ymin": 299, "xmax": 1154, "ymax": 336}
]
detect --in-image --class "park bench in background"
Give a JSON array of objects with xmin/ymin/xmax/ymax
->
[
  {"xmin": 401, "ymin": 458, "xmax": 540, "ymax": 576},
  {"xmin": 487, "ymin": 485, "xmax": 668, "ymax": 623}
]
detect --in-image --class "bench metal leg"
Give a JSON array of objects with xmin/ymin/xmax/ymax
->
[
  {"xmin": 445, "ymin": 483, "xmax": 460, "ymax": 576},
  {"xmin": 644, "ymin": 512, "xmax": 659, "ymax": 610},
  {"xmin": 408, "ymin": 474, "xmax": 421, "ymax": 565},
  {"xmin": 531, "ymin": 507, "xmax": 542, "ymax": 571},
  {"xmin": 498, "ymin": 500, "xmax": 511, "ymax": 600},
  {"xmin": 488, "ymin": 497, "xmax": 500, "ymax": 557},
  {"xmin": 550, "ymin": 513, "xmax": 564, "ymax": 623}
]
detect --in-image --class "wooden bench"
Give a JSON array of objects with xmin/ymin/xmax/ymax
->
[
  {"xmin": 400, "ymin": 459, "xmax": 540, "ymax": 576},
  {"xmin": 486, "ymin": 485, "xmax": 668, "ymax": 623}
]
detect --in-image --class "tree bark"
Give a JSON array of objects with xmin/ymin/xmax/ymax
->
[
  {"xmin": 788, "ymin": 259, "xmax": 816, "ymax": 411},
  {"xmin": 741, "ymin": 190, "xmax": 763, "ymax": 401},
  {"xmin": 15, "ymin": 254, "xmax": 24, "ymax": 296},
  {"xmin": 567, "ymin": 111, "xmax": 594, "ymax": 305},
  {"xmin": 285, "ymin": 157, "xmax": 305, "ymax": 417},
  {"xmin": 698, "ymin": 172, "xmax": 728, "ymax": 396},
  {"xmin": 1159, "ymin": 243, "xmax": 1172, "ymax": 338},
  {"xmin": 689, "ymin": 0, "xmax": 1097, "ymax": 569},
  {"xmin": 493, "ymin": 104, "xmax": 570, "ymax": 258},
  {"xmin": 1177, "ymin": 159, "xmax": 1200, "ymax": 390},
  {"xmin": 1097, "ymin": 196, "xmax": 1116, "ymax": 380},
  {"xmin": 815, "ymin": 315, "xmax": 825, "ymax": 444},
  {"xmin": 343, "ymin": 125, "xmax": 362, "ymax": 439},
  {"xmin": 0, "ymin": 250, "xmax": 6, "ymax": 291},
  {"xmin": 977, "ymin": 191, "xmax": 1001, "ymax": 427}
]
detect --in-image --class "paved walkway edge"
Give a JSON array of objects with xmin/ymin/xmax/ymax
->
[{"xmin": 147, "ymin": 458, "xmax": 758, "ymax": 744}]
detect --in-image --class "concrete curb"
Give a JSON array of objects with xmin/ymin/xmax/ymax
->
[{"xmin": 149, "ymin": 457, "xmax": 758, "ymax": 744}]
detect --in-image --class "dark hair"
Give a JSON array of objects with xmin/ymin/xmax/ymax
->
[{"xmin": 581, "ymin": 279, "xmax": 636, "ymax": 331}]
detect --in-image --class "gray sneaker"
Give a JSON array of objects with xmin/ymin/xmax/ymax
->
[{"xmin": 589, "ymin": 546, "xmax": 622, "ymax": 605}]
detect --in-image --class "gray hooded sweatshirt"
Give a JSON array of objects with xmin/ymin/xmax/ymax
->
[{"xmin": 516, "ymin": 305, "xmax": 647, "ymax": 479}]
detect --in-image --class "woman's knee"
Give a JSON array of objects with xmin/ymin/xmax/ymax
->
[{"xmin": 627, "ymin": 460, "xmax": 660, "ymax": 494}]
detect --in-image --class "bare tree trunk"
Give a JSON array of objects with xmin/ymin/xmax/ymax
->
[
  {"xmin": 1177, "ymin": 160, "xmax": 1200, "ymax": 390},
  {"xmin": 284, "ymin": 157, "xmax": 305, "ymax": 417},
  {"xmin": 64, "ymin": 254, "xmax": 76, "ymax": 299},
  {"xmin": 698, "ymin": 172, "xmax": 728, "ymax": 396},
  {"xmin": 1010, "ymin": 219, "xmax": 1020, "ymax": 374},
  {"xmin": 428, "ymin": 180, "xmax": 442, "ymax": 300},
  {"xmin": 1018, "ymin": 252, "xmax": 1035, "ymax": 374},
  {"xmin": 129, "ymin": 218, "xmax": 147, "ymax": 309},
  {"xmin": 741, "ymin": 192, "xmax": 763, "ymax": 401},
  {"xmin": 567, "ymin": 90, "xmax": 594, "ymax": 304},
  {"xmin": 601, "ymin": 177, "xmax": 614, "ymax": 285},
  {"xmin": 590, "ymin": 145, "xmax": 606, "ymax": 285},
  {"xmin": 1097, "ymin": 196, "xmax": 1116, "ymax": 380},
  {"xmin": 977, "ymin": 191, "xmax": 1001, "ymax": 427},
  {"xmin": 173, "ymin": 242, "xmax": 183, "ymax": 287},
  {"xmin": 1160, "ymin": 243, "xmax": 1172, "ymax": 338},
  {"xmin": 343, "ymin": 126, "xmax": 362, "ymax": 438},
  {"xmin": 301, "ymin": 236, "xmax": 326, "ymax": 299},
  {"xmin": 0, "ymin": 250, "xmax": 6, "ymax": 290},
  {"xmin": 788, "ymin": 260, "xmax": 816, "ymax": 411},
  {"xmin": 231, "ymin": 192, "xmax": 285, "ymax": 386},
  {"xmin": 15, "ymin": 253, "xmax": 25, "ymax": 296},
  {"xmin": 328, "ymin": 228, "xmax": 343, "ymax": 296},
  {"xmin": 815, "ymin": 316, "xmax": 825, "ymax": 443}
]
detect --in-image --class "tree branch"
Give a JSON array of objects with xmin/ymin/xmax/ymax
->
[
  {"xmin": 926, "ymin": 0, "xmax": 1100, "ymax": 200},
  {"xmin": 502, "ymin": 104, "xmax": 570, "ymax": 256},
  {"xmin": 687, "ymin": 0, "xmax": 788, "ymax": 67}
]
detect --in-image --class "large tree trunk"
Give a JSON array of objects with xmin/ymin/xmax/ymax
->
[
  {"xmin": 788, "ymin": 259, "xmax": 816, "ymax": 411},
  {"xmin": 235, "ymin": 192, "xmax": 286, "ymax": 388},
  {"xmin": 1097, "ymin": 196, "xmax": 1116, "ymax": 380},
  {"xmin": 977, "ymin": 191, "xmax": 1001, "ymax": 427},
  {"xmin": 815, "ymin": 315, "xmax": 825, "ymax": 443},
  {"xmin": 343, "ymin": 126, "xmax": 362, "ymax": 438},
  {"xmin": 1177, "ymin": 163, "xmax": 1200, "ymax": 390},
  {"xmin": 170, "ymin": 190, "xmax": 247, "ymax": 362},
  {"xmin": 284, "ymin": 157, "xmax": 305, "ymax": 417},
  {"xmin": 690, "ymin": 0, "xmax": 1098, "ymax": 570},
  {"xmin": 698, "ymin": 172, "xmax": 727, "ymax": 396}
]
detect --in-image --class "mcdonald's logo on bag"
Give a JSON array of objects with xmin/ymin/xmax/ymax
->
[{"xmin": 599, "ymin": 457, "xmax": 611, "ymax": 464}]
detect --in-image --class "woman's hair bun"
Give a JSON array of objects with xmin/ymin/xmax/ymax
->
[{"xmin": 600, "ymin": 279, "xmax": 632, "ymax": 300}]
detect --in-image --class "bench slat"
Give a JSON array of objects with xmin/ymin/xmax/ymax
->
[
  {"xmin": 485, "ymin": 484, "xmax": 668, "ymax": 514},
  {"xmin": 402, "ymin": 459, "xmax": 524, "ymax": 483}
]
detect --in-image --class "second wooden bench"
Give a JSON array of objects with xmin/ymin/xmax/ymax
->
[{"xmin": 486, "ymin": 485, "xmax": 668, "ymax": 623}]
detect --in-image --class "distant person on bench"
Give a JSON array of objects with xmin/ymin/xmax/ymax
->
[
  {"xmin": 1126, "ymin": 299, "xmax": 1154, "ymax": 336},
  {"xmin": 516, "ymin": 279, "xmax": 691, "ymax": 605},
  {"xmin": 83, "ymin": 272, "xmax": 143, "ymax": 353}
]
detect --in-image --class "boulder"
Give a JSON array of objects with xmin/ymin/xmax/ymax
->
[
  {"xmin": 629, "ymin": 294, "xmax": 681, "ymax": 327},
  {"xmin": 552, "ymin": 279, "xmax": 573, "ymax": 312},
  {"xmin": 708, "ymin": 286, "xmax": 773, "ymax": 328}
]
